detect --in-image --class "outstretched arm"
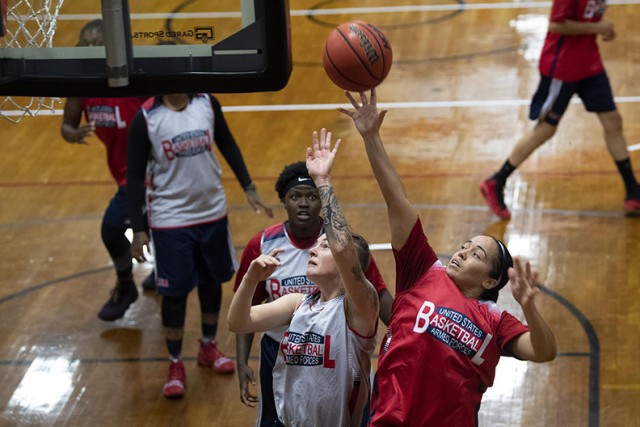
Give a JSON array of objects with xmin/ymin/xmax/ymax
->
[
  {"xmin": 306, "ymin": 129, "xmax": 379, "ymax": 337},
  {"xmin": 227, "ymin": 249, "xmax": 302, "ymax": 333},
  {"xmin": 506, "ymin": 258, "xmax": 557, "ymax": 362},
  {"xmin": 339, "ymin": 88, "xmax": 418, "ymax": 250}
]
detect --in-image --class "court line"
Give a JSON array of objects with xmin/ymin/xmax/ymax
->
[
  {"xmin": 538, "ymin": 285, "xmax": 600, "ymax": 427},
  {"xmin": 53, "ymin": 0, "xmax": 640, "ymax": 21},
  {"xmin": 5, "ymin": 98, "xmax": 640, "ymax": 154},
  {"xmin": 6, "ymin": 96, "xmax": 640, "ymax": 116}
]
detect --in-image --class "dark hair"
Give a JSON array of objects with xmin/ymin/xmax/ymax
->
[
  {"xmin": 80, "ymin": 19, "xmax": 103, "ymax": 35},
  {"xmin": 275, "ymin": 161, "xmax": 313, "ymax": 201},
  {"xmin": 480, "ymin": 238, "xmax": 513, "ymax": 302},
  {"xmin": 351, "ymin": 232, "xmax": 371, "ymax": 272}
]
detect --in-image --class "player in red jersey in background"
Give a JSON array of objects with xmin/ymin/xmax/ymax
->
[
  {"xmin": 480, "ymin": 0, "xmax": 640, "ymax": 218},
  {"xmin": 61, "ymin": 19, "xmax": 153, "ymax": 322},
  {"xmin": 340, "ymin": 89, "xmax": 557, "ymax": 426}
]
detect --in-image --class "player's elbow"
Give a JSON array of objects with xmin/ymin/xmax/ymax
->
[
  {"xmin": 548, "ymin": 21, "xmax": 569, "ymax": 35},
  {"xmin": 226, "ymin": 314, "xmax": 246, "ymax": 333},
  {"xmin": 531, "ymin": 341, "xmax": 558, "ymax": 363}
]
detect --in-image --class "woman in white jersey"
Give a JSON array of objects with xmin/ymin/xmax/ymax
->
[
  {"xmin": 232, "ymin": 161, "xmax": 391, "ymax": 426},
  {"xmin": 228, "ymin": 128, "xmax": 380, "ymax": 426}
]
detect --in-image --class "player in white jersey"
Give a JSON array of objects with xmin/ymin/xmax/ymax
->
[
  {"xmin": 126, "ymin": 93, "xmax": 273, "ymax": 399},
  {"xmin": 233, "ymin": 161, "xmax": 391, "ymax": 426},
  {"xmin": 228, "ymin": 129, "xmax": 380, "ymax": 426}
]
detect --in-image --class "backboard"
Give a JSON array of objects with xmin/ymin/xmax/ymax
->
[{"xmin": 0, "ymin": 0, "xmax": 291, "ymax": 97}]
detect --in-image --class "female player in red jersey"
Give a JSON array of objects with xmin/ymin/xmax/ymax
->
[
  {"xmin": 480, "ymin": 0, "xmax": 640, "ymax": 218},
  {"xmin": 340, "ymin": 89, "xmax": 557, "ymax": 426}
]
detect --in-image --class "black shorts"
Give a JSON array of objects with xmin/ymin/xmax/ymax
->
[
  {"xmin": 150, "ymin": 217, "xmax": 237, "ymax": 296},
  {"xmin": 529, "ymin": 70, "xmax": 616, "ymax": 125}
]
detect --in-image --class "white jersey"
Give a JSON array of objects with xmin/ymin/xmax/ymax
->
[
  {"xmin": 273, "ymin": 293, "xmax": 376, "ymax": 427},
  {"xmin": 260, "ymin": 223, "xmax": 321, "ymax": 342},
  {"xmin": 143, "ymin": 94, "xmax": 227, "ymax": 228}
]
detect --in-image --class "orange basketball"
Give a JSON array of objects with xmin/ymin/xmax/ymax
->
[{"xmin": 322, "ymin": 21, "xmax": 392, "ymax": 92}]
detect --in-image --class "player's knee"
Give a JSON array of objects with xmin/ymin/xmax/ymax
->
[
  {"xmin": 600, "ymin": 110, "xmax": 623, "ymax": 134},
  {"xmin": 162, "ymin": 295, "xmax": 188, "ymax": 328},
  {"xmin": 533, "ymin": 121, "xmax": 557, "ymax": 145},
  {"xmin": 101, "ymin": 221, "xmax": 130, "ymax": 256}
]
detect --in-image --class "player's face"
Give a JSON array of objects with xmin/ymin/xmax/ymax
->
[
  {"xmin": 283, "ymin": 185, "xmax": 321, "ymax": 232},
  {"xmin": 77, "ymin": 28, "xmax": 104, "ymax": 47},
  {"xmin": 307, "ymin": 234, "xmax": 339, "ymax": 281},
  {"xmin": 446, "ymin": 235, "xmax": 496, "ymax": 291}
]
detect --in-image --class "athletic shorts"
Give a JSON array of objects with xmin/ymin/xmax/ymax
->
[
  {"xmin": 529, "ymin": 70, "xmax": 616, "ymax": 125},
  {"xmin": 150, "ymin": 217, "xmax": 237, "ymax": 297},
  {"xmin": 257, "ymin": 335, "xmax": 280, "ymax": 426},
  {"xmin": 103, "ymin": 186, "xmax": 130, "ymax": 230}
]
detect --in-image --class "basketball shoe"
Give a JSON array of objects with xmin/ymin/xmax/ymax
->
[
  {"xmin": 163, "ymin": 360, "xmax": 186, "ymax": 398},
  {"xmin": 624, "ymin": 197, "xmax": 640, "ymax": 216},
  {"xmin": 197, "ymin": 340, "xmax": 235, "ymax": 373},
  {"xmin": 480, "ymin": 179, "xmax": 511, "ymax": 219},
  {"xmin": 97, "ymin": 277, "xmax": 138, "ymax": 321}
]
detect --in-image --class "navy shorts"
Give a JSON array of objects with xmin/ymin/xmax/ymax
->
[
  {"xmin": 103, "ymin": 186, "xmax": 130, "ymax": 230},
  {"xmin": 257, "ymin": 334, "xmax": 280, "ymax": 426},
  {"xmin": 529, "ymin": 71, "xmax": 617, "ymax": 125},
  {"xmin": 150, "ymin": 217, "xmax": 237, "ymax": 297}
]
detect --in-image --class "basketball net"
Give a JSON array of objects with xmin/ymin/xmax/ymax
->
[{"xmin": 0, "ymin": 0, "xmax": 65, "ymax": 123}]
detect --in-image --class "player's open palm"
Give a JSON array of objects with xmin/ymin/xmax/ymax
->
[
  {"xmin": 306, "ymin": 128, "xmax": 340, "ymax": 183},
  {"xmin": 509, "ymin": 257, "xmax": 539, "ymax": 309},
  {"xmin": 339, "ymin": 88, "xmax": 387, "ymax": 138}
]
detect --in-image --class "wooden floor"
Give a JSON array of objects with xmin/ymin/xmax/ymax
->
[{"xmin": 1, "ymin": 0, "xmax": 640, "ymax": 426}]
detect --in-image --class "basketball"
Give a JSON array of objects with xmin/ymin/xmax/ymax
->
[{"xmin": 322, "ymin": 21, "xmax": 392, "ymax": 92}]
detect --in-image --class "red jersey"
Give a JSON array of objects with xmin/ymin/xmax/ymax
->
[
  {"xmin": 81, "ymin": 97, "xmax": 147, "ymax": 185},
  {"xmin": 538, "ymin": 0, "xmax": 607, "ymax": 81},
  {"xmin": 370, "ymin": 219, "xmax": 528, "ymax": 426}
]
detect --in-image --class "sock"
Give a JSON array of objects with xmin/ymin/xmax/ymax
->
[
  {"xmin": 201, "ymin": 336, "xmax": 213, "ymax": 345},
  {"xmin": 491, "ymin": 160, "xmax": 516, "ymax": 186},
  {"xmin": 167, "ymin": 339, "xmax": 182, "ymax": 359},
  {"xmin": 201, "ymin": 322, "xmax": 218, "ymax": 340},
  {"xmin": 615, "ymin": 158, "xmax": 640, "ymax": 199}
]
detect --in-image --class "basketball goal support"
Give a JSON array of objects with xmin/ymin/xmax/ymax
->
[{"xmin": 0, "ymin": 0, "xmax": 292, "ymax": 98}]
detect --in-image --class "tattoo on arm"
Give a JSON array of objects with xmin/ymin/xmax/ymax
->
[
  {"xmin": 351, "ymin": 265, "xmax": 379, "ymax": 306},
  {"xmin": 318, "ymin": 185, "xmax": 349, "ymax": 247}
]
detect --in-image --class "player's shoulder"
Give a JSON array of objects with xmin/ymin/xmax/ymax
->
[{"xmin": 263, "ymin": 222, "xmax": 286, "ymax": 242}]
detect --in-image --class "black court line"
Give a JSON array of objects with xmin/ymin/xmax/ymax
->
[
  {"xmin": 0, "ymin": 256, "xmax": 599, "ymax": 426},
  {"xmin": 307, "ymin": 0, "xmax": 466, "ymax": 29},
  {"xmin": 0, "ymin": 266, "xmax": 112, "ymax": 305},
  {"xmin": 538, "ymin": 284, "xmax": 600, "ymax": 427}
]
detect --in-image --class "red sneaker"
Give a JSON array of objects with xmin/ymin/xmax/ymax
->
[
  {"xmin": 163, "ymin": 360, "xmax": 186, "ymax": 398},
  {"xmin": 624, "ymin": 198, "xmax": 640, "ymax": 216},
  {"xmin": 197, "ymin": 340, "xmax": 235, "ymax": 374},
  {"xmin": 480, "ymin": 179, "xmax": 511, "ymax": 219}
]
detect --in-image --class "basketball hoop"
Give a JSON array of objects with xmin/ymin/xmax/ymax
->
[{"xmin": 0, "ymin": 0, "xmax": 65, "ymax": 122}]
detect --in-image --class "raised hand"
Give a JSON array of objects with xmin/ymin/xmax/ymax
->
[
  {"xmin": 306, "ymin": 128, "xmax": 341, "ymax": 185},
  {"xmin": 245, "ymin": 248, "xmax": 284, "ymax": 283},
  {"xmin": 338, "ymin": 87, "xmax": 387, "ymax": 138},
  {"xmin": 509, "ymin": 257, "xmax": 540, "ymax": 309}
]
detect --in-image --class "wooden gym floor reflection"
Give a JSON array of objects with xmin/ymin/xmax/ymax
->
[{"xmin": 1, "ymin": 0, "xmax": 639, "ymax": 426}]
